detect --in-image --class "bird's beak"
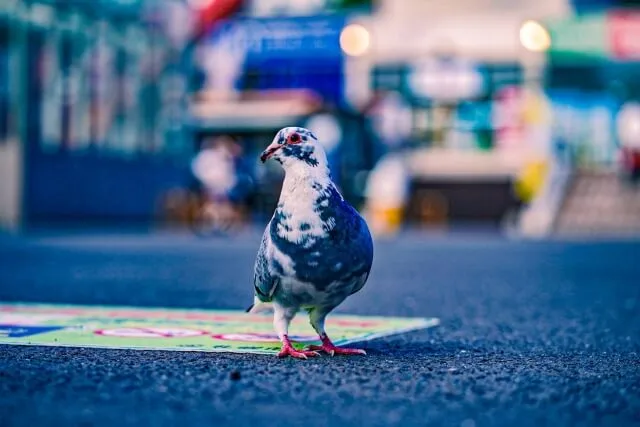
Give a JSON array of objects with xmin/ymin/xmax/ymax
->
[{"xmin": 260, "ymin": 142, "xmax": 282, "ymax": 163}]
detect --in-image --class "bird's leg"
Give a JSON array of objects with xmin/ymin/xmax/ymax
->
[
  {"xmin": 273, "ymin": 304, "xmax": 319, "ymax": 360},
  {"xmin": 305, "ymin": 334, "xmax": 367, "ymax": 356},
  {"xmin": 305, "ymin": 308, "xmax": 367, "ymax": 356},
  {"xmin": 277, "ymin": 334, "xmax": 320, "ymax": 359}
]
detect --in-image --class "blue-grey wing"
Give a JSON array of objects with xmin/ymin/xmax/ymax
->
[
  {"xmin": 349, "ymin": 270, "xmax": 370, "ymax": 296},
  {"xmin": 253, "ymin": 228, "xmax": 279, "ymax": 302},
  {"xmin": 347, "ymin": 217, "xmax": 373, "ymax": 295}
]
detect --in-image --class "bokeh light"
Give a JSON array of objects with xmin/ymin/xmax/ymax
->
[
  {"xmin": 340, "ymin": 23, "xmax": 370, "ymax": 57},
  {"xmin": 520, "ymin": 20, "xmax": 551, "ymax": 52}
]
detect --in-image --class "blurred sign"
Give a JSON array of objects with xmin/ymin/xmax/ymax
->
[
  {"xmin": 203, "ymin": 15, "xmax": 346, "ymax": 102},
  {"xmin": 246, "ymin": 0, "xmax": 373, "ymax": 16},
  {"xmin": 206, "ymin": 15, "xmax": 346, "ymax": 60},
  {"xmin": 546, "ymin": 15, "xmax": 609, "ymax": 61},
  {"xmin": 547, "ymin": 11, "xmax": 640, "ymax": 62},
  {"xmin": 608, "ymin": 11, "xmax": 640, "ymax": 60},
  {"xmin": 407, "ymin": 58, "xmax": 485, "ymax": 101}
]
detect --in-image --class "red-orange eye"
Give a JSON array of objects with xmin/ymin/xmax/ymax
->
[{"xmin": 288, "ymin": 133, "xmax": 301, "ymax": 144}]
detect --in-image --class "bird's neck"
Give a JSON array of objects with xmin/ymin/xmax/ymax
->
[
  {"xmin": 283, "ymin": 161, "xmax": 331, "ymax": 180},
  {"xmin": 274, "ymin": 168, "xmax": 339, "ymax": 241},
  {"xmin": 280, "ymin": 165, "xmax": 333, "ymax": 200}
]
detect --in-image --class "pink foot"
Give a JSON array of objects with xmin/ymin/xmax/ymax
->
[
  {"xmin": 305, "ymin": 334, "xmax": 367, "ymax": 356},
  {"xmin": 277, "ymin": 335, "xmax": 320, "ymax": 360}
]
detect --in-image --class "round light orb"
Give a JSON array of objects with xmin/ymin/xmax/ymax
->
[
  {"xmin": 340, "ymin": 24, "xmax": 370, "ymax": 57},
  {"xmin": 520, "ymin": 20, "xmax": 551, "ymax": 53}
]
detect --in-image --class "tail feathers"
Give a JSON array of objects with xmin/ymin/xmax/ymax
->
[{"xmin": 246, "ymin": 298, "xmax": 273, "ymax": 314}]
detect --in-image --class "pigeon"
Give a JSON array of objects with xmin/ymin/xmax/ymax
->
[{"xmin": 247, "ymin": 126, "xmax": 374, "ymax": 359}]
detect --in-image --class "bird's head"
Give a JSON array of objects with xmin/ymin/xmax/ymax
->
[{"xmin": 260, "ymin": 127, "xmax": 329, "ymax": 173}]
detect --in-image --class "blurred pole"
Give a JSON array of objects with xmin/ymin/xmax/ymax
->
[
  {"xmin": 88, "ymin": 21, "xmax": 98, "ymax": 148},
  {"xmin": 15, "ymin": 0, "xmax": 33, "ymax": 229},
  {"xmin": 4, "ymin": 0, "xmax": 27, "ymax": 230},
  {"xmin": 60, "ymin": 31, "xmax": 71, "ymax": 150}
]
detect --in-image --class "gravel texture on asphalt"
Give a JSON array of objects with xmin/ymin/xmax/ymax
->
[{"xmin": 0, "ymin": 231, "xmax": 638, "ymax": 427}]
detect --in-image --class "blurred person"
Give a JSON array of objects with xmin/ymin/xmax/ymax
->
[
  {"xmin": 190, "ymin": 135, "xmax": 253, "ymax": 232},
  {"xmin": 362, "ymin": 153, "xmax": 410, "ymax": 236},
  {"xmin": 192, "ymin": 136, "xmax": 237, "ymax": 200}
]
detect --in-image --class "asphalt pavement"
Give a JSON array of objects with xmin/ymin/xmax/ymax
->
[{"xmin": 0, "ymin": 228, "xmax": 639, "ymax": 427}]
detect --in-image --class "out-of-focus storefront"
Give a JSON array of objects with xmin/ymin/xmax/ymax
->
[
  {"xmin": 344, "ymin": 0, "xmax": 568, "ymax": 230},
  {"xmin": 543, "ymin": 9, "xmax": 640, "ymax": 168},
  {"xmin": 186, "ymin": 4, "xmax": 377, "ymax": 219},
  {"xmin": 0, "ymin": 0, "xmax": 22, "ymax": 229},
  {"xmin": 516, "ymin": 1, "xmax": 640, "ymax": 238},
  {"xmin": 0, "ymin": 0, "xmax": 194, "ymax": 228}
]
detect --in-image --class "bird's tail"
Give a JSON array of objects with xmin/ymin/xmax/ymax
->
[{"xmin": 245, "ymin": 297, "xmax": 273, "ymax": 314}]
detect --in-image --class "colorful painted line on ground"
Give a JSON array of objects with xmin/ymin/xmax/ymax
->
[{"xmin": 0, "ymin": 303, "xmax": 439, "ymax": 355}]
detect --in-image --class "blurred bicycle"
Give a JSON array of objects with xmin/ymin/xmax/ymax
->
[{"xmin": 188, "ymin": 194, "xmax": 239, "ymax": 237}]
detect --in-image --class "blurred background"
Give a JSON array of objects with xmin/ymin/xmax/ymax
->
[{"xmin": 1, "ymin": 0, "xmax": 640, "ymax": 239}]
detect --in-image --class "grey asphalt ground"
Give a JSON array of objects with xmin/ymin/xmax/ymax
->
[{"xmin": 0, "ymin": 228, "xmax": 639, "ymax": 427}]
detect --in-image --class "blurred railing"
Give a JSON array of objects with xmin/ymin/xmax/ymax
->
[{"xmin": 516, "ymin": 143, "xmax": 575, "ymax": 238}]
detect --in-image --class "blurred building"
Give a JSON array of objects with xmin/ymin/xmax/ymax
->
[
  {"xmin": 341, "ymin": 0, "xmax": 640, "ymax": 234},
  {"xmin": 2, "ymin": 0, "xmax": 639, "ymax": 235},
  {"xmin": 524, "ymin": 0, "xmax": 640, "ymax": 236},
  {"xmin": 185, "ymin": 1, "xmax": 378, "ymax": 219},
  {"xmin": 0, "ymin": 0, "xmax": 197, "ymax": 230},
  {"xmin": 337, "ymin": 0, "xmax": 567, "ymax": 228}
]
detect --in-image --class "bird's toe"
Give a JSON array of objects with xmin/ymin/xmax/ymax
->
[{"xmin": 278, "ymin": 346, "xmax": 320, "ymax": 360}]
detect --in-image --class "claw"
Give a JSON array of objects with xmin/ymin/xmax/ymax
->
[
  {"xmin": 277, "ymin": 336, "xmax": 321, "ymax": 359},
  {"xmin": 304, "ymin": 342, "xmax": 366, "ymax": 356},
  {"xmin": 277, "ymin": 347, "xmax": 320, "ymax": 359}
]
